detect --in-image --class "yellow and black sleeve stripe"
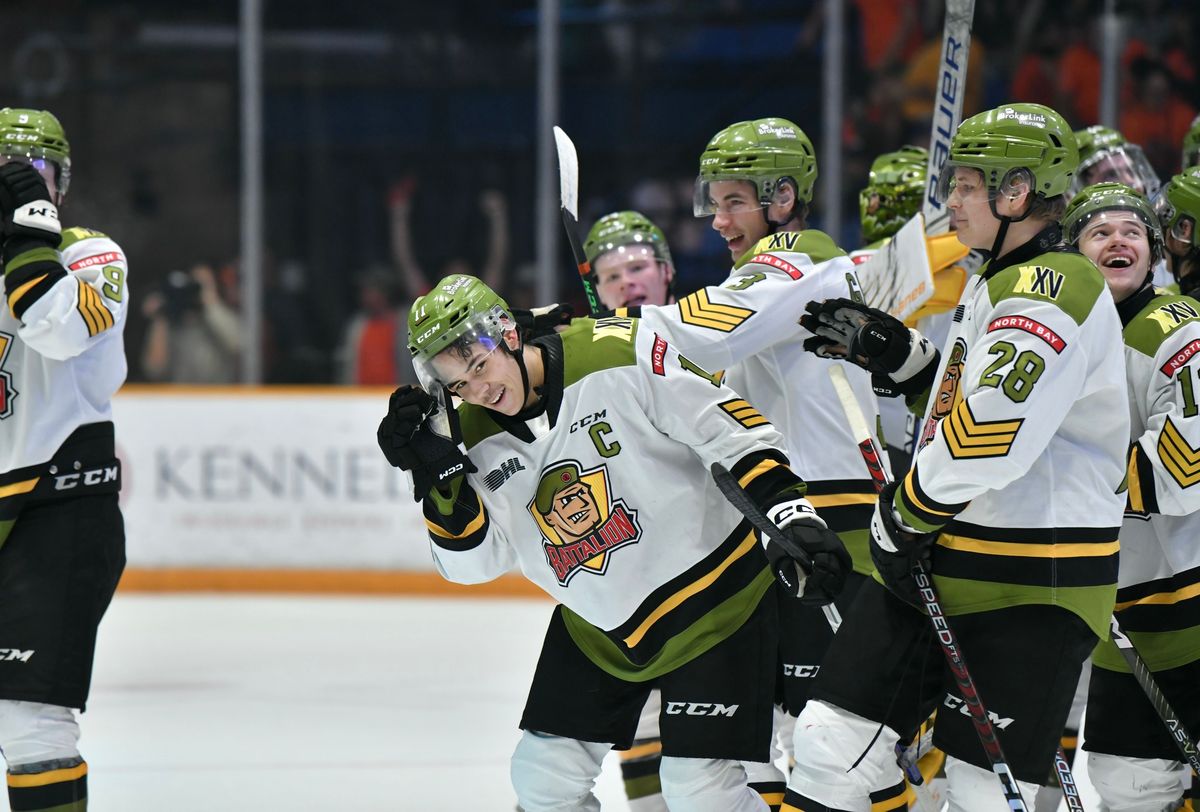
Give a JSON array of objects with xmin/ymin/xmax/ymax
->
[
  {"xmin": 76, "ymin": 279, "xmax": 115, "ymax": 336},
  {"xmin": 895, "ymin": 463, "xmax": 968, "ymax": 534},
  {"xmin": 423, "ymin": 484, "xmax": 489, "ymax": 552},
  {"xmin": 678, "ymin": 288, "xmax": 754, "ymax": 332},
  {"xmin": 943, "ymin": 399, "xmax": 1022, "ymax": 459},
  {"xmin": 719, "ymin": 398, "xmax": 770, "ymax": 429},
  {"xmin": 1127, "ymin": 441, "xmax": 1159, "ymax": 514},
  {"xmin": 3, "ymin": 246, "xmax": 67, "ymax": 320},
  {"xmin": 1157, "ymin": 416, "xmax": 1200, "ymax": 490}
]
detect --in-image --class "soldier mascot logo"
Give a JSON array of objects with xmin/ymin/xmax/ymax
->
[{"xmin": 529, "ymin": 460, "xmax": 642, "ymax": 586}]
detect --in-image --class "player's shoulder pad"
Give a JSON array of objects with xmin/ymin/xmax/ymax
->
[
  {"xmin": 1123, "ymin": 292, "xmax": 1200, "ymax": 360},
  {"xmin": 59, "ymin": 226, "xmax": 125, "ymax": 271},
  {"xmin": 735, "ymin": 229, "xmax": 846, "ymax": 271},
  {"xmin": 561, "ymin": 316, "xmax": 639, "ymax": 387},
  {"xmin": 60, "ymin": 226, "xmax": 110, "ymax": 250},
  {"xmin": 985, "ymin": 249, "xmax": 1105, "ymax": 326}
]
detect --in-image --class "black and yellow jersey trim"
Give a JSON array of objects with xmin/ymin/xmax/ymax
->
[
  {"xmin": 805, "ymin": 478, "xmax": 878, "ymax": 575},
  {"xmin": 677, "ymin": 288, "xmax": 754, "ymax": 332},
  {"xmin": 76, "ymin": 278, "xmax": 115, "ymax": 336},
  {"xmin": 1126, "ymin": 441, "xmax": 1159, "ymax": 514},
  {"xmin": 934, "ymin": 521, "xmax": 1119, "ymax": 589},
  {"xmin": 1112, "ymin": 563, "xmax": 1200, "ymax": 631},
  {"xmin": 1157, "ymin": 415, "xmax": 1200, "ymax": 489},
  {"xmin": 424, "ymin": 485, "xmax": 489, "ymax": 552},
  {"xmin": 719, "ymin": 398, "xmax": 770, "ymax": 429},
  {"xmin": 943, "ymin": 399, "xmax": 1022, "ymax": 460},
  {"xmin": 895, "ymin": 463, "xmax": 968, "ymax": 534},
  {"xmin": 560, "ymin": 520, "xmax": 774, "ymax": 679},
  {"xmin": 4, "ymin": 246, "xmax": 66, "ymax": 320}
]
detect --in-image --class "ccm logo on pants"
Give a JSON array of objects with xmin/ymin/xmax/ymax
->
[{"xmin": 665, "ymin": 702, "xmax": 739, "ymax": 717}]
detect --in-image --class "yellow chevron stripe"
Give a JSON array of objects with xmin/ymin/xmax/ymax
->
[
  {"xmin": 88, "ymin": 282, "xmax": 114, "ymax": 330},
  {"xmin": 737, "ymin": 459, "xmax": 784, "ymax": 488},
  {"xmin": 1157, "ymin": 417, "xmax": 1200, "ymax": 487},
  {"xmin": 939, "ymin": 533, "xmax": 1120, "ymax": 559},
  {"xmin": 944, "ymin": 400, "xmax": 1020, "ymax": 458},
  {"xmin": 0, "ymin": 477, "xmax": 39, "ymax": 499},
  {"xmin": 759, "ymin": 792, "xmax": 785, "ymax": 807},
  {"xmin": 619, "ymin": 740, "xmax": 663, "ymax": 760},
  {"xmin": 6, "ymin": 273, "xmax": 48, "ymax": 315},
  {"xmin": 424, "ymin": 492, "xmax": 486, "ymax": 540},
  {"xmin": 902, "ymin": 472, "xmax": 955, "ymax": 517},
  {"xmin": 741, "ymin": 415, "xmax": 769, "ymax": 427},
  {"xmin": 6, "ymin": 761, "xmax": 87, "ymax": 788},
  {"xmin": 678, "ymin": 289, "xmax": 753, "ymax": 331},
  {"xmin": 950, "ymin": 400, "xmax": 1022, "ymax": 435},
  {"xmin": 624, "ymin": 530, "xmax": 756, "ymax": 648},
  {"xmin": 1114, "ymin": 579, "xmax": 1200, "ymax": 611},
  {"xmin": 76, "ymin": 281, "xmax": 101, "ymax": 335}
]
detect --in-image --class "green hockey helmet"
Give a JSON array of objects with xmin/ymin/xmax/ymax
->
[
  {"xmin": 407, "ymin": 274, "xmax": 516, "ymax": 389},
  {"xmin": 1071, "ymin": 125, "xmax": 1159, "ymax": 197},
  {"xmin": 1154, "ymin": 168, "xmax": 1200, "ymax": 252},
  {"xmin": 936, "ymin": 103, "xmax": 1078, "ymax": 205},
  {"xmin": 0, "ymin": 108, "xmax": 71, "ymax": 201},
  {"xmin": 859, "ymin": 145, "xmax": 927, "ymax": 244},
  {"xmin": 1182, "ymin": 114, "xmax": 1200, "ymax": 171},
  {"xmin": 694, "ymin": 117, "xmax": 817, "ymax": 216},
  {"xmin": 1063, "ymin": 182, "xmax": 1163, "ymax": 264},
  {"xmin": 583, "ymin": 210, "xmax": 674, "ymax": 269}
]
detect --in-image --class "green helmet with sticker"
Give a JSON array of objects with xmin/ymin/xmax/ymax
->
[
  {"xmin": 1075, "ymin": 125, "xmax": 1125, "ymax": 164},
  {"xmin": 859, "ymin": 145, "xmax": 927, "ymax": 244},
  {"xmin": 407, "ymin": 274, "xmax": 514, "ymax": 371},
  {"xmin": 694, "ymin": 117, "xmax": 818, "ymax": 216},
  {"xmin": 939, "ymin": 102, "xmax": 1078, "ymax": 201},
  {"xmin": 1154, "ymin": 168, "xmax": 1200, "ymax": 252},
  {"xmin": 1182, "ymin": 114, "xmax": 1200, "ymax": 171},
  {"xmin": 1070, "ymin": 124, "xmax": 1159, "ymax": 197},
  {"xmin": 583, "ymin": 210, "xmax": 674, "ymax": 269},
  {"xmin": 1063, "ymin": 182, "xmax": 1163, "ymax": 263},
  {"xmin": 0, "ymin": 108, "xmax": 71, "ymax": 200}
]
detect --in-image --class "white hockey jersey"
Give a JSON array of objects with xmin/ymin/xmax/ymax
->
[
  {"xmin": 1093, "ymin": 288, "xmax": 1200, "ymax": 672},
  {"xmin": 627, "ymin": 230, "xmax": 883, "ymax": 573},
  {"xmin": 0, "ymin": 226, "xmax": 128, "ymax": 475},
  {"xmin": 423, "ymin": 317, "xmax": 803, "ymax": 679},
  {"xmin": 894, "ymin": 233, "xmax": 1129, "ymax": 640}
]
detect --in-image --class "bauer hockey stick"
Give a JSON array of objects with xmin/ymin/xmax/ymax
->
[
  {"xmin": 552, "ymin": 126, "xmax": 602, "ymax": 316},
  {"xmin": 922, "ymin": 0, "xmax": 975, "ymax": 237},
  {"xmin": 1109, "ymin": 615, "xmax": 1200, "ymax": 774},
  {"xmin": 710, "ymin": 462, "xmax": 842, "ymax": 632},
  {"xmin": 827, "ymin": 365, "xmax": 1088, "ymax": 812}
]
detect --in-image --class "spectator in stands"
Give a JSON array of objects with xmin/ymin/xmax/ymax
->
[
  {"xmin": 1121, "ymin": 57, "xmax": 1197, "ymax": 180},
  {"xmin": 141, "ymin": 263, "xmax": 241, "ymax": 383},
  {"xmin": 337, "ymin": 267, "xmax": 412, "ymax": 386}
]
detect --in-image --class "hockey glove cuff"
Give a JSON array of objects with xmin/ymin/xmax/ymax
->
[
  {"xmin": 377, "ymin": 385, "xmax": 477, "ymax": 502},
  {"xmin": 765, "ymin": 497, "xmax": 851, "ymax": 606},
  {"xmin": 0, "ymin": 162, "xmax": 61, "ymax": 253},
  {"xmin": 869, "ymin": 481, "xmax": 936, "ymax": 608}
]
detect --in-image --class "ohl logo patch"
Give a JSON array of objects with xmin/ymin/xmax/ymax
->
[
  {"xmin": 528, "ymin": 459, "xmax": 642, "ymax": 586},
  {"xmin": 0, "ymin": 332, "xmax": 16, "ymax": 420}
]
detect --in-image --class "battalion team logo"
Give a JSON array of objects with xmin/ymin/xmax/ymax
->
[
  {"xmin": 528, "ymin": 460, "xmax": 642, "ymax": 586},
  {"xmin": 919, "ymin": 337, "xmax": 967, "ymax": 449},
  {"xmin": 0, "ymin": 332, "xmax": 16, "ymax": 419}
]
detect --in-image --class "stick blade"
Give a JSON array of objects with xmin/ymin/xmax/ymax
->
[{"xmin": 552, "ymin": 125, "xmax": 579, "ymax": 220}]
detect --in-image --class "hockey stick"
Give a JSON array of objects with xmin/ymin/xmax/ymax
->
[
  {"xmin": 552, "ymin": 126, "xmax": 602, "ymax": 316},
  {"xmin": 710, "ymin": 462, "xmax": 842, "ymax": 632},
  {"xmin": 922, "ymin": 0, "xmax": 976, "ymax": 237},
  {"xmin": 828, "ymin": 365, "xmax": 1089, "ymax": 812},
  {"xmin": 1109, "ymin": 615, "xmax": 1200, "ymax": 774}
]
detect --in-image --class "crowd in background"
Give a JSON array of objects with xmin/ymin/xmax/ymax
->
[{"xmin": 7, "ymin": 0, "xmax": 1190, "ymax": 384}]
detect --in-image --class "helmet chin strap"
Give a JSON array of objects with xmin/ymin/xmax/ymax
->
[{"xmin": 987, "ymin": 192, "xmax": 1035, "ymax": 257}]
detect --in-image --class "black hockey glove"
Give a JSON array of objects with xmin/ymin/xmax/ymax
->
[
  {"xmin": 377, "ymin": 385, "xmax": 477, "ymax": 502},
  {"xmin": 0, "ymin": 162, "xmax": 61, "ymax": 252},
  {"xmin": 868, "ymin": 480, "xmax": 937, "ymax": 608},
  {"xmin": 512, "ymin": 303, "xmax": 574, "ymax": 339},
  {"xmin": 765, "ymin": 496, "xmax": 852, "ymax": 607},
  {"xmin": 800, "ymin": 298, "xmax": 939, "ymax": 398}
]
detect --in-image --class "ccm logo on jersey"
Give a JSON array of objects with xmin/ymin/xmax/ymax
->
[
  {"xmin": 0, "ymin": 649, "xmax": 33, "ymax": 662},
  {"xmin": 783, "ymin": 664, "xmax": 820, "ymax": 678},
  {"xmin": 986, "ymin": 315, "xmax": 1066, "ymax": 353},
  {"xmin": 943, "ymin": 694, "xmax": 1015, "ymax": 730},
  {"xmin": 69, "ymin": 251, "xmax": 122, "ymax": 271},
  {"xmin": 665, "ymin": 702, "xmax": 739, "ymax": 717},
  {"xmin": 54, "ymin": 465, "xmax": 118, "ymax": 491}
]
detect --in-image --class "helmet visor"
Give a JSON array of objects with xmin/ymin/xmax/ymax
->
[
  {"xmin": 693, "ymin": 176, "xmax": 767, "ymax": 217},
  {"xmin": 411, "ymin": 304, "xmax": 515, "ymax": 393},
  {"xmin": 0, "ymin": 154, "xmax": 67, "ymax": 200},
  {"xmin": 1075, "ymin": 145, "xmax": 1160, "ymax": 198},
  {"xmin": 1152, "ymin": 189, "xmax": 1193, "ymax": 244}
]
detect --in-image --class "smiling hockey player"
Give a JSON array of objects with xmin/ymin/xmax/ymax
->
[
  {"xmin": 377, "ymin": 274, "xmax": 850, "ymax": 811},
  {"xmin": 1063, "ymin": 181, "xmax": 1200, "ymax": 812}
]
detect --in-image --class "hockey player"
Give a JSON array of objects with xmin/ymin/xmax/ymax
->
[
  {"xmin": 610, "ymin": 118, "xmax": 905, "ymax": 809},
  {"xmin": 584, "ymin": 210, "xmax": 676, "ymax": 311},
  {"xmin": 377, "ymin": 274, "xmax": 851, "ymax": 811},
  {"xmin": 0, "ymin": 108, "xmax": 128, "ymax": 811},
  {"xmin": 1154, "ymin": 168, "xmax": 1200, "ymax": 297},
  {"xmin": 1072, "ymin": 125, "xmax": 1161, "ymax": 198},
  {"xmin": 796, "ymin": 102, "xmax": 1130, "ymax": 810},
  {"xmin": 1062, "ymin": 181, "xmax": 1200, "ymax": 812}
]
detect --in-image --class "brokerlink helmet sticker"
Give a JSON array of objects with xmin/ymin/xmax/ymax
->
[{"xmin": 529, "ymin": 459, "xmax": 642, "ymax": 586}]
